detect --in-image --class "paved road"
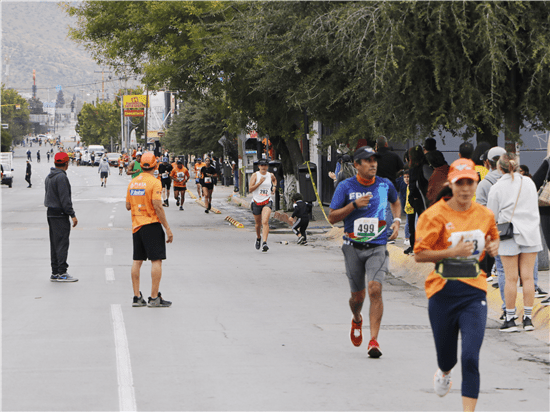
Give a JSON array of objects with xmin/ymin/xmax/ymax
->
[{"xmin": 2, "ymin": 136, "xmax": 549, "ymax": 411}]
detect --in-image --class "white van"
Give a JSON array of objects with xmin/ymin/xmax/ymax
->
[{"xmin": 87, "ymin": 145, "xmax": 105, "ymax": 166}]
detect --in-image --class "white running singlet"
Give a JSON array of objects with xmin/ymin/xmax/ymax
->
[{"xmin": 252, "ymin": 171, "xmax": 272, "ymax": 204}]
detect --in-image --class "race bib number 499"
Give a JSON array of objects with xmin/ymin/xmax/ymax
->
[{"xmin": 352, "ymin": 218, "xmax": 385, "ymax": 242}]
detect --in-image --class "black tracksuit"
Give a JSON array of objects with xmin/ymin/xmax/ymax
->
[{"xmin": 292, "ymin": 200, "xmax": 311, "ymax": 239}]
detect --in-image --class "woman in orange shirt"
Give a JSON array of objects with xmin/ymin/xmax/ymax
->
[{"xmin": 414, "ymin": 158, "xmax": 499, "ymax": 412}]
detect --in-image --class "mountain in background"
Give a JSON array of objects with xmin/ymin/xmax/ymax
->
[{"xmin": 2, "ymin": 1, "xmax": 138, "ymax": 105}]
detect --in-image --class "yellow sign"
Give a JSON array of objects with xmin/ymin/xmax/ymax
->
[{"xmin": 123, "ymin": 95, "xmax": 147, "ymax": 117}]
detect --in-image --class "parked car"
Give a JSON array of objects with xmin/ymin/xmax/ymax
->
[
  {"xmin": 106, "ymin": 153, "xmax": 121, "ymax": 167},
  {"xmin": 1, "ymin": 152, "xmax": 14, "ymax": 188}
]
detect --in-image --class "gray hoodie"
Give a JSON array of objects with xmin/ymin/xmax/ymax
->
[{"xmin": 44, "ymin": 167, "xmax": 76, "ymax": 218}]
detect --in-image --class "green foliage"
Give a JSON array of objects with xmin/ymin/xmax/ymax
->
[
  {"xmin": 56, "ymin": 90, "xmax": 65, "ymax": 108},
  {"xmin": 76, "ymin": 100, "xmax": 121, "ymax": 147},
  {"xmin": 1, "ymin": 85, "xmax": 31, "ymax": 144},
  {"xmin": 1, "ymin": 128, "xmax": 12, "ymax": 152}
]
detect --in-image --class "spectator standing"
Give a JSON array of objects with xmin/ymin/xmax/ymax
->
[
  {"xmin": 232, "ymin": 161, "xmax": 239, "ymax": 192},
  {"xmin": 25, "ymin": 160, "xmax": 32, "ymax": 188},
  {"xmin": 46, "ymin": 151, "xmax": 50, "ymax": 163},
  {"xmin": 127, "ymin": 152, "xmax": 142, "ymax": 178},
  {"xmin": 126, "ymin": 152, "xmax": 173, "ymax": 307},
  {"xmin": 395, "ymin": 169, "xmax": 411, "ymax": 246},
  {"xmin": 27, "ymin": 149, "xmax": 32, "ymax": 161},
  {"xmin": 44, "ymin": 152, "xmax": 78, "ymax": 282},
  {"xmin": 423, "ymin": 137, "xmax": 437, "ymax": 156},
  {"xmin": 487, "ymin": 153, "xmax": 542, "ymax": 332},
  {"xmin": 375, "ymin": 136, "xmax": 404, "ymax": 187},
  {"xmin": 426, "ymin": 150, "xmax": 450, "ymax": 207},
  {"xmin": 98, "ymin": 157, "xmax": 110, "ymax": 187},
  {"xmin": 406, "ymin": 145, "xmax": 431, "ymax": 254},
  {"xmin": 331, "ymin": 154, "xmax": 357, "ymax": 188},
  {"xmin": 458, "ymin": 142, "xmax": 474, "ymax": 160}
]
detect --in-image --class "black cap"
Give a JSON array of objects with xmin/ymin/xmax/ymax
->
[
  {"xmin": 177, "ymin": 159, "xmax": 182, "ymax": 164},
  {"xmin": 258, "ymin": 158, "xmax": 269, "ymax": 165},
  {"xmin": 353, "ymin": 146, "xmax": 380, "ymax": 162},
  {"xmin": 480, "ymin": 150, "xmax": 489, "ymax": 162}
]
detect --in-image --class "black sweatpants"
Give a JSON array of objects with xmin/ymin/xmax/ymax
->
[
  {"xmin": 292, "ymin": 217, "xmax": 309, "ymax": 239},
  {"xmin": 47, "ymin": 216, "xmax": 71, "ymax": 275}
]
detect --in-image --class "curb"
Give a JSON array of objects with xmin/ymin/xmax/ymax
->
[
  {"xmin": 225, "ymin": 216, "xmax": 244, "ymax": 228},
  {"xmin": 230, "ymin": 194, "xmax": 295, "ymax": 226}
]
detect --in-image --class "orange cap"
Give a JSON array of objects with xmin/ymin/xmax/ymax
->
[
  {"xmin": 448, "ymin": 158, "xmax": 479, "ymax": 183},
  {"xmin": 140, "ymin": 152, "xmax": 157, "ymax": 169}
]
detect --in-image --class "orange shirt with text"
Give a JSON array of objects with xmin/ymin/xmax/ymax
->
[
  {"xmin": 126, "ymin": 173, "xmax": 162, "ymax": 233},
  {"xmin": 414, "ymin": 199, "xmax": 499, "ymax": 299},
  {"xmin": 170, "ymin": 166, "xmax": 190, "ymax": 187}
]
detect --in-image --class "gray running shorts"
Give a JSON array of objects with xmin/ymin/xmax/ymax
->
[{"xmin": 342, "ymin": 243, "xmax": 389, "ymax": 292}]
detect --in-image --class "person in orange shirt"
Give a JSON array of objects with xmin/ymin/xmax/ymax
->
[
  {"xmin": 118, "ymin": 156, "xmax": 124, "ymax": 176},
  {"xmin": 414, "ymin": 158, "xmax": 499, "ymax": 412},
  {"xmin": 194, "ymin": 158, "xmax": 206, "ymax": 200},
  {"xmin": 170, "ymin": 160, "xmax": 190, "ymax": 211},
  {"xmin": 126, "ymin": 152, "xmax": 174, "ymax": 308}
]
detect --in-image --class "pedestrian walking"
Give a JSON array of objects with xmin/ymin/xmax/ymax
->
[
  {"xmin": 170, "ymin": 160, "xmax": 189, "ymax": 210},
  {"xmin": 414, "ymin": 158, "xmax": 499, "ymax": 411},
  {"xmin": 328, "ymin": 146, "xmax": 401, "ymax": 358},
  {"xmin": 126, "ymin": 152, "xmax": 173, "ymax": 307},
  {"xmin": 90, "ymin": 151, "xmax": 95, "ymax": 166},
  {"xmin": 37, "ymin": 150, "xmax": 41, "ymax": 163},
  {"xmin": 425, "ymin": 150, "xmax": 450, "ymax": 207},
  {"xmin": 249, "ymin": 158, "xmax": 277, "ymax": 252},
  {"xmin": 26, "ymin": 149, "xmax": 32, "ymax": 162},
  {"xmin": 291, "ymin": 193, "xmax": 311, "ymax": 245},
  {"xmin": 232, "ymin": 161, "xmax": 239, "ymax": 192},
  {"xmin": 46, "ymin": 151, "xmax": 50, "ymax": 163},
  {"xmin": 25, "ymin": 160, "xmax": 32, "ymax": 188},
  {"xmin": 200, "ymin": 158, "xmax": 217, "ymax": 213},
  {"xmin": 44, "ymin": 152, "xmax": 79, "ymax": 282},
  {"xmin": 487, "ymin": 152, "xmax": 542, "ymax": 332},
  {"xmin": 98, "ymin": 157, "xmax": 110, "ymax": 187}
]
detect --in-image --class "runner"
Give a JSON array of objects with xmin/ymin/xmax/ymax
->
[
  {"xmin": 200, "ymin": 158, "xmax": 217, "ymax": 213},
  {"xmin": 126, "ymin": 152, "xmax": 173, "ymax": 307},
  {"xmin": 194, "ymin": 157, "xmax": 206, "ymax": 200},
  {"xmin": 118, "ymin": 155, "xmax": 124, "ymax": 175},
  {"xmin": 170, "ymin": 160, "xmax": 190, "ymax": 211},
  {"xmin": 158, "ymin": 157, "xmax": 173, "ymax": 206},
  {"xmin": 98, "ymin": 157, "xmax": 110, "ymax": 187},
  {"xmin": 414, "ymin": 158, "xmax": 499, "ymax": 411},
  {"xmin": 249, "ymin": 158, "xmax": 277, "ymax": 252},
  {"xmin": 127, "ymin": 152, "xmax": 142, "ymax": 178},
  {"xmin": 328, "ymin": 146, "xmax": 401, "ymax": 358}
]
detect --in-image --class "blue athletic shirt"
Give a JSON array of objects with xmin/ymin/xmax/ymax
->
[{"xmin": 330, "ymin": 175, "xmax": 398, "ymax": 245}]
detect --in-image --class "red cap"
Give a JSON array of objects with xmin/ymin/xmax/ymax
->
[
  {"xmin": 54, "ymin": 152, "xmax": 70, "ymax": 165},
  {"xmin": 448, "ymin": 158, "xmax": 479, "ymax": 183}
]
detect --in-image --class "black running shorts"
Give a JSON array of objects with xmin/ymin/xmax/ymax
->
[
  {"xmin": 161, "ymin": 178, "xmax": 171, "ymax": 189},
  {"xmin": 132, "ymin": 223, "xmax": 166, "ymax": 261},
  {"xmin": 174, "ymin": 186, "xmax": 186, "ymax": 192},
  {"xmin": 100, "ymin": 171, "xmax": 109, "ymax": 178},
  {"xmin": 251, "ymin": 200, "xmax": 273, "ymax": 216}
]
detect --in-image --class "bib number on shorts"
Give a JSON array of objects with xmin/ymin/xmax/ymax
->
[{"xmin": 447, "ymin": 229, "xmax": 485, "ymax": 260}]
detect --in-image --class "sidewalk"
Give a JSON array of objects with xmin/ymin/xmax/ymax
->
[{"xmin": 229, "ymin": 192, "xmax": 550, "ymax": 342}]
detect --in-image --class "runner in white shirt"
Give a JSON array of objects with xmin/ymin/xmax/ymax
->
[{"xmin": 249, "ymin": 158, "xmax": 277, "ymax": 252}]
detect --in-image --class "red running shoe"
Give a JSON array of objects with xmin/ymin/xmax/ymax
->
[
  {"xmin": 367, "ymin": 338, "xmax": 382, "ymax": 358},
  {"xmin": 350, "ymin": 315, "xmax": 363, "ymax": 347}
]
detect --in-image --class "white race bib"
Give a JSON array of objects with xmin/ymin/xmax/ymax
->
[
  {"xmin": 448, "ymin": 230, "xmax": 485, "ymax": 260},
  {"xmin": 259, "ymin": 188, "xmax": 269, "ymax": 198},
  {"xmin": 354, "ymin": 218, "xmax": 379, "ymax": 238},
  {"xmin": 204, "ymin": 177, "xmax": 212, "ymax": 183},
  {"xmin": 162, "ymin": 172, "xmax": 169, "ymax": 179}
]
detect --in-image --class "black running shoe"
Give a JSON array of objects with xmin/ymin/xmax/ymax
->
[
  {"xmin": 522, "ymin": 317, "xmax": 534, "ymax": 331},
  {"xmin": 403, "ymin": 246, "xmax": 413, "ymax": 255},
  {"xmin": 499, "ymin": 310, "xmax": 518, "ymax": 321},
  {"xmin": 262, "ymin": 242, "xmax": 269, "ymax": 252},
  {"xmin": 147, "ymin": 292, "xmax": 172, "ymax": 307},
  {"xmin": 205, "ymin": 209, "xmax": 209, "ymax": 213},
  {"xmin": 176, "ymin": 198, "xmax": 180, "ymax": 207},
  {"xmin": 255, "ymin": 238, "xmax": 261, "ymax": 250},
  {"xmin": 499, "ymin": 318, "xmax": 518, "ymax": 332},
  {"xmin": 132, "ymin": 292, "xmax": 147, "ymax": 307}
]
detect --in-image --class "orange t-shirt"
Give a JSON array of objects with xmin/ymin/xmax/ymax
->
[
  {"xmin": 170, "ymin": 165, "xmax": 190, "ymax": 187},
  {"xmin": 414, "ymin": 198, "xmax": 499, "ymax": 299},
  {"xmin": 126, "ymin": 173, "xmax": 162, "ymax": 233},
  {"xmin": 194, "ymin": 162, "xmax": 206, "ymax": 179}
]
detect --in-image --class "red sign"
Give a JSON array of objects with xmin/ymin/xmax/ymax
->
[
  {"xmin": 249, "ymin": 131, "xmax": 258, "ymax": 139},
  {"xmin": 124, "ymin": 109, "xmax": 144, "ymax": 117}
]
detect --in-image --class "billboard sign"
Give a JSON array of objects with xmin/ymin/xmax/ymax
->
[{"xmin": 123, "ymin": 95, "xmax": 148, "ymax": 117}]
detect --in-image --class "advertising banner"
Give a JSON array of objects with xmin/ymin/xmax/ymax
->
[{"xmin": 123, "ymin": 95, "xmax": 148, "ymax": 117}]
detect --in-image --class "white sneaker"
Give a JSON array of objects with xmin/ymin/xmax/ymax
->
[
  {"xmin": 404, "ymin": 239, "xmax": 410, "ymax": 246},
  {"xmin": 433, "ymin": 369, "xmax": 452, "ymax": 397}
]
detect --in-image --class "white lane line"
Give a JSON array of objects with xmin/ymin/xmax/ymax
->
[
  {"xmin": 108, "ymin": 222, "xmax": 114, "ymax": 227},
  {"xmin": 106, "ymin": 248, "xmax": 113, "ymax": 256},
  {"xmin": 106, "ymin": 268, "xmax": 115, "ymax": 283},
  {"xmin": 110, "ymin": 215, "xmax": 115, "ymax": 219},
  {"xmin": 111, "ymin": 304, "xmax": 137, "ymax": 412}
]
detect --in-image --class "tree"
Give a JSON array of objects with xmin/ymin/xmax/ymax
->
[
  {"xmin": 56, "ymin": 89, "xmax": 65, "ymax": 108},
  {"xmin": 1, "ymin": 85, "xmax": 31, "ymax": 145},
  {"xmin": 76, "ymin": 100, "xmax": 121, "ymax": 148},
  {"xmin": 1, "ymin": 128, "xmax": 12, "ymax": 152}
]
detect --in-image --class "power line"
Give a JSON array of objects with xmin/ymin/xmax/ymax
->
[{"xmin": 13, "ymin": 76, "xmax": 141, "ymax": 92}]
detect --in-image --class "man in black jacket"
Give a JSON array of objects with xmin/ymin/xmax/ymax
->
[
  {"xmin": 44, "ymin": 152, "xmax": 78, "ymax": 282},
  {"xmin": 25, "ymin": 160, "xmax": 32, "ymax": 188}
]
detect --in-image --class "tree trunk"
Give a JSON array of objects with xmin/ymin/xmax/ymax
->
[
  {"xmin": 282, "ymin": 173, "xmax": 298, "ymax": 211},
  {"xmin": 504, "ymin": 65, "xmax": 520, "ymax": 153}
]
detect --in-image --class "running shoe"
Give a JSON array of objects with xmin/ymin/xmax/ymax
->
[
  {"xmin": 180, "ymin": 206, "xmax": 184, "ymax": 211},
  {"xmin": 176, "ymin": 198, "xmax": 180, "ymax": 207},
  {"xmin": 403, "ymin": 246, "xmax": 413, "ymax": 255},
  {"xmin": 540, "ymin": 297, "xmax": 550, "ymax": 306},
  {"xmin": 297, "ymin": 236, "xmax": 305, "ymax": 245},
  {"xmin": 433, "ymin": 369, "xmax": 452, "ymax": 397},
  {"xmin": 486, "ymin": 276, "xmax": 494, "ymax": 282},
  {"xmin": 499, "ymin": 318, "xmax": 518, "ymax": 332},
  {"xmin": 535, "ymin": 286, "xmax": 548, "ymax": 298},
  {"xmin": 262, "ymin": 242, "xmax": 269, "ymax": 252},
  {"xmin": 132, "ymin": 292, "xmax": 147, "ymax": 307},
  {"xmin": 350, "ymin": 316, "xmax": 363, "ymax": 347},
  {"xmin": 367, "ymin": 338, "xmax": 382, "ymax": 358},
  {"xmin": 255, "ymin": 238, "xmax": 261, "ymax": 250},
  {"xmin": 387, "ymin": 240, "xmax": 395, "ymax": 244},
  {"xmin": 166, "ymin": 199, "xmax": 169, "ymax": 207},
  {"xmin": 101, "ymin": 182, "xmax": 104, "ymax": 187},
  {"xmin": 205, "ymin": 209, "xmax": 209, "ymax": 213},
  {"xmin": 522, "ymin": 317, "xmax": 534, "ymax": 331},
  {"xmin": 147, "ymin": 292, "xmax": 172, "ymax": 307},
  {"xmin": 50, "ymin": 274, "xmax": 59, "ymax": 282},
  {"xmin": 57, "ymin": 273, "xmax": 78, "ymax": 282},
  {"xmin": 302, "ymin": 240, "xmax": 308, "ymax": 246},
  {"xmin": 403, "ymin": 239, "xmax": 410, "ymax": 246}
]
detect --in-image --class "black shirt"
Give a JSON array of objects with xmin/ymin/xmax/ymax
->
[
  {"xmin": 200, "ymin": 166, "xmax": 217, "ymax": 185},
  {"xmin": 158, "ymin": 163, "xmax": 173, "ymax": 179},
  {"xmin": 376, "ymin": 147, "xmax": 404, "ymax": 187},
  {"xmin": 292, "ymin": 200, "xmax": 311, "ymax": 219}
]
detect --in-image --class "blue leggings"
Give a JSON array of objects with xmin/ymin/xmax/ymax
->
[{"xmin": 428, "ymin": 281, "xmax": 487, "ymax": 399}]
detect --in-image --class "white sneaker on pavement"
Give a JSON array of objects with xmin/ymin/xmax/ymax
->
[{"xmin": 433, "ymin": 369, "xmax": 452, "ymax": 397}]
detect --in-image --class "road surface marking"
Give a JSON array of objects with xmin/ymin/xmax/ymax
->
[
  {"xmin": 111, "ymin": 304, "xmax": 137, "ymax": 412},
  {"xmin": 106, "ymin": 268, "xmax": 115, "ymax": 283}
]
